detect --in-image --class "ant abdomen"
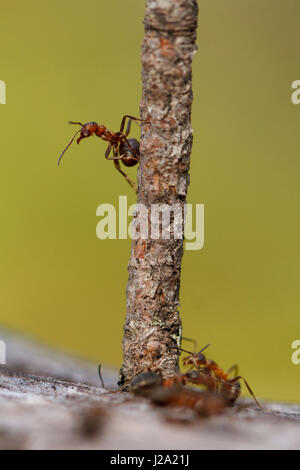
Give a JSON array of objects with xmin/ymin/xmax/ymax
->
[
  {"xmin": 221, "ymin": 380, "xmax": 241, "ymax": 405},
  {"xmin": 119, "ymin": 138, "xmax": 140, "ymax": 167}
]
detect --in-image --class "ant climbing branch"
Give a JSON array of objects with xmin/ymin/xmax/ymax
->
[{"xmin": 58, "ymin": 115, "xmax": 148, "ymax": 193}]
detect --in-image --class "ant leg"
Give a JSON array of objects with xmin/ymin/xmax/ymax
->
[
  {"xmin": 175, "ymin": 344, "xmax": 210, "ymax": 356},
  {"xmin": 119, "ymin": 115, "xmax": 147, "ymax": 134},
  {"xmin": 105, "ymin": 144, "xmax": 127, "ymax": 161},
  {"xmin": 105, "ymin": 143, "xmax": 123, "ymax": 160},
  {"xmin": 230, "ymin": 376, "xmax": 264, "ymax": 411},
  {"xmin": 177, "ymin": 343, "xmax": 211, "ymax": 354},
  {"xmin": 106, "ymin": 156, "xmax": 124, "ymax": 161},
  {"xmin": 226, "ymin": 364, "xmax": 239, "ymax": 377},
  {"xmin": 113, "ymin": 159, "xmax": 137, "ymax": 193},
  {"xmin": 125, "ymin": 119, "xmax": 132, "ymax": 137},
  {"xmin": 191, "ymin": 357, "xmax": 200, "ymax": 370},
  {"xmin": 182, "ymin": 337, "xmax": 198, "ymax": 353},
  {"xmin": 105, "ymin": 143, "xmax": 112, "ymax": 159}
]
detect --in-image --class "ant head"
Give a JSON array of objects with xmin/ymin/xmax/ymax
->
[
  {"xmin": 195, "ymin": 352, "xmax": 207, "ymax": 364},
  {"xmin": 176, "ymin": 343, "xmax": 210, "ymax": 366},
  {"xmin": 182, "ymin": 352, "xmax": 206, "ymax": 366},
  {"xmin": 57, "ymin": 121, "xmax": 98, "ymax": 166},
  {"xmin": 77, "ymin": 122, "xmax": 98, "ymax": 143}
]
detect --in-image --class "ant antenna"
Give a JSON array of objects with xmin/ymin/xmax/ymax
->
[
  {"xmin": 199, "ymin": 344, "xmax": 211, "ymax": 354},
  {"xmin": 98, "ymin": 364, "xmax": 105, "ymax": 389},
  {"xmin": 171, "ymin": 343, "xmax": 211, "ymax": 356},
  {"xmin": 57, "ymin": 128, "xmax": 82, "ymax": 166},
  {"xmin": 69, "ymin": 121, "xmax": 84, "ymax": 126},
  {"xmin": 172, "ymin": 346, "xmax": 193, "ymax": 355}
]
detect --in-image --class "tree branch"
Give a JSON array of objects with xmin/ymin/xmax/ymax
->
[{"xmin": 120, "ymin": 0, "xmax": 198, "ymax": 388}]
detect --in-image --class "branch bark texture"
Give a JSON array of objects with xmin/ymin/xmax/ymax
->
[{"xmin": 121, "ymin": 0, "xmax": 198, "ymax": 388}]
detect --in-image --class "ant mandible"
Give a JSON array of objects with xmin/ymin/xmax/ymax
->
[
  {"xmin": 161, "ymin": 369, "xmax": 216, "ymax": 392},
  {"xmin": 173, "ymin": 342, "xmax": 264, "ymax": 410},
  {"xmin": 57, "ymin": 115, "xmax": 147, "ymax": 193}
]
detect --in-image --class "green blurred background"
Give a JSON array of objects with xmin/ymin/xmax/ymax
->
[{"xmin": 0, "ymin": 0, "xmax": 299, "ymax": 402}]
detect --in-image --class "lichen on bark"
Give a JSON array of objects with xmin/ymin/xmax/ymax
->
[{"xmin": 120, "ymin": 0, "xmax": 198, "ymax": 388}]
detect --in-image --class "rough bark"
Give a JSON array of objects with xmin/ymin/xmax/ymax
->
[{"xmin": 121, "ymin": 0, "xmax": 198, "ymax": 387}]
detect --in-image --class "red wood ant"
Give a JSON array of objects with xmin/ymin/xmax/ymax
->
[
  {"xmin": 172, "ymin": 343, "xmax": 264, "ymax": 410},
  {"xmin": 130, "ymin": 371, "xmax": 226, "ymax": 416},
  {"xmin": 58, "ymin": 115, "xmax": 147, "ymax": 192}
]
